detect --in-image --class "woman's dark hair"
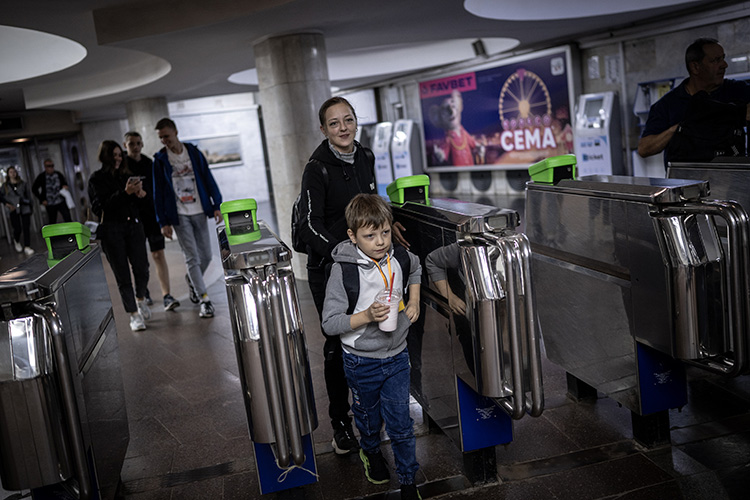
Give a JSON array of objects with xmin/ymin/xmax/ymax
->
[
  {"xmin": 98, "ymin": 140, "xmax": 130, "ymax": 174},
  {"xmin": 318, "ymin": 96, "xmax": 357, "ymax": 127},
  {"xmin": 685, "ymin": 37, "xmax": 719, "ymax": 74}
]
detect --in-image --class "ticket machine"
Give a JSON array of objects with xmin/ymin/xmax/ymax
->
[
  {"xmin": 391, "ymin": 119, "xmax": 423, "ymax": 180},
  {"xmin": 574, "ymin": 91, "xmax": 624, "ymax": 176},
  {"xmin": 372, "ymin": 122, "xmax": 394, "ymax": 197}
]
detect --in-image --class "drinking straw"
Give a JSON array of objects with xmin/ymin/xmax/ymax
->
[{"xmin": 388, "ymin": 272, "xmax": 395, "ymax": 301}]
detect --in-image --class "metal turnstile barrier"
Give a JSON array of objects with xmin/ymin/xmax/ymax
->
[
  {"xmin": 0, "ymin": 223, "xmax": 129, "ymax": 499},
  {"xmin": 219, "ymin": 200, "xmax": 317, "ymax": 495},
  {"xmin": 525, "ymin": 173, "xmax": 750, "ymax": 445},
  {"xmin": 387, "ymin": 176, "xmax": 544, "ymax": 484}
]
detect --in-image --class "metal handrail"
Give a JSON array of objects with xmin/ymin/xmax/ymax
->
[
  {"xmin": 660, "ymin": 200, "xmax": 750, "ymax": 376},
  {"xmin": 243, "ymin": 269, "xmax": 290, "ymax": 467},
  {"xmin": 29, "ymin": 303, "xmax": 92, "ymax": 500},
  {"xmin": 266, "ymin": 266, "xmax": 306, "ymax": 466},
  {"xmin": 486, "ymin": 232, "xmax": 544, "ymax": 419},
  {"xmin": 515, "ymin": 234, "xmax": 545, "ymax": 417}
]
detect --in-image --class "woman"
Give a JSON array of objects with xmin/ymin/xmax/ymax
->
[
  {"xmin": 88, "ymin": 140, "xmax": 151, "ymax": 332},
  {"xmin": 2, "ymin": 166, "xmax": 35, "ymax": 255},
  {"xmin": 297, "ymin": 96, "xmax": 408, "ymax": 455}
]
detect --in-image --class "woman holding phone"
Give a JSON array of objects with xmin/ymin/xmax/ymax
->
[{"xmin": 88, "ymin": 140, "xmax": 152, "ymax": 331}]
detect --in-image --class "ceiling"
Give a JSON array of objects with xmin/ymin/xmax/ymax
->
[{"xmin": 0, "ymin": 0, "xmax": 725, "ymax": 122}]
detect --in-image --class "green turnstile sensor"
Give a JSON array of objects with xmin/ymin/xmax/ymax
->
[
  {"xmin": 221, "ymin": 199, "xmax": 261, "ymax": 244},
  {"xmin": 42, "ymin": 222, "xmax": 91, "ymax": 265},
  {"xmin": 386, "ymin": 175, "xmax": 430, "ymax": 205},
  {"xmin": 528, "ymin": 154, "xmax": 577, "ymax": 185}
]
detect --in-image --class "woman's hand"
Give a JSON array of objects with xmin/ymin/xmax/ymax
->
[
  {"xmin": 125, "ymin": 178, "xmax": 142, "ymax": 195},
  {"xmin": 6, "ymin": 203, "xmax": 15, "ymax": 212},
  {"xmin": 392, "ymin": 221, "xmax": 410, "ymax": 248},
  {"xmin": 405, "ymin": 299, "xmax": 420, "ymax": 323}
]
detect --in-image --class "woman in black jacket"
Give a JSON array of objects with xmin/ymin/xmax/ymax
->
[
  {"xmin": 297, "ymin": 96, "xmax": 408, "ymax": 455},
  {"xmin": 2, "ymin": 165, "xmax": 35, "ymax": 255},
  {"xmin": 88, "ymin": 140, "xmax": 151, "ymax": 331}
]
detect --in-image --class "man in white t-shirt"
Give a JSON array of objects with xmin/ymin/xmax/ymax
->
[{"xmin": 152, "ymin": 118, "xmax": 223, "ymax": 318}]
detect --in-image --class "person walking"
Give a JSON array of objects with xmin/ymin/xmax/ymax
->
[
  {"xmin": 2, "ymin": 166, "xmax": 35, "ymax": 256},
  {"xmin": 88, "ymin": 140, "xmax": 152, "ymax": 331},
  {"xmin": 152, "ymin": 118, "xmax": 222, "ymax": 319},
  {"xmin": 32, "ymin": 158, "xmax": 72, "ymax": 223},
  {"xmin": 297, "ymin": 96, "xmax": 408, "ymax": 455},
  {"xmin": 124, "ymin": 131, "xmax": 180, "ymax": 312}
]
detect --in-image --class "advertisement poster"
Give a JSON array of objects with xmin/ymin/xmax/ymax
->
[{"xmin": 419, "ymin": 49, "xmax": 575, "ymax": 171}]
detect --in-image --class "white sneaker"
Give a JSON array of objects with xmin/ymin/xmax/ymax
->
[
  {"xmin": 14, "ymin": 241, "xmax": 23, "ymax": 253},
  {"xmin": 137, "ymin": 299, "xmax": 152, "ymax": 320},
  {"xmin": 129, "ymin": 312, "xmax": 146, "ymax": 331},
  {"xmin": 23, "ymin": 247, "xmax": 34, "ymax": 256}
]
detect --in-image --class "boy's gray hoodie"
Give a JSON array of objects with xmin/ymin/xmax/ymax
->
[{"xmin": 322, "ymin": 240, "xmax": 421, "ymax": 359}]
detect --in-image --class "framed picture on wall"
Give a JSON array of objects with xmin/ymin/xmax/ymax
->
[{"xmin": 185, "ymin": 135, "xmax": 243, "ymax": 168}]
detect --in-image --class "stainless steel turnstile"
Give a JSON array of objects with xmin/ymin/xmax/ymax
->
[
  {"xmin": 668, "ymin": 160, "xmax": 750, "ymax": 212},
  {"xmin": 525, "ymin": 175, "xmax": 750, "ymax": 444},
  {"xmin": 392, "ymin": 195, "xmax": 543, "ymax": 483},
  {"xmin": 0, "ymin": 246, "xmax": 129, "ymax": 499},
  {"xmin": 218, "ymin": 201, "xmax": 317, "ymax": 496}
]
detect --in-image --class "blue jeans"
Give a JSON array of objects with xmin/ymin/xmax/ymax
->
[
  {"xmin": 173, "ymin": 213, "xmax": 212, "ymax": 297},
  {"xmin": 343, "ymin": 349, "xmax": 419, "ymax": 485}
]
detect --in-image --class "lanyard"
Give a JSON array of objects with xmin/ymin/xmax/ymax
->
[{"xmin": 371, "ymin": 253, "xmax": 392, "ymax": 290}]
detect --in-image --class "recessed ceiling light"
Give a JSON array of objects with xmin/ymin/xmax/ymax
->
[
  {"xmin": 0, "ymin": 25, "xmax": 87, "ymax": 84},
  {"xmin": 464, "ymin": 0, "xmax": 700, "ymax": 21}
]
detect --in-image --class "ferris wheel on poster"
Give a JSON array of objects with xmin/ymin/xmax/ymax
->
[{"xmin": 498, "ymin": 68, "xmax": 552, "ymax": 130}]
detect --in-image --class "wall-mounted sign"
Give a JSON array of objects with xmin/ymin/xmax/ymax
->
[{"xmin": 419, "ymin": 47, "xmax": 576, "ymax": 172}]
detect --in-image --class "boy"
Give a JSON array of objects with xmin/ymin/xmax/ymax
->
[{"xmin": 322, "ymin": 194, "xmax": 422, "ymax": 500}]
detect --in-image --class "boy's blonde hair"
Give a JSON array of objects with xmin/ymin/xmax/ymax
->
[{"xmin": 345, "ymin": 194, "xmax": 393, "ymax": 233}]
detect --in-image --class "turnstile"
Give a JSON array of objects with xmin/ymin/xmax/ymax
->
[
  {"xmin": 388, "ymin": 177, "xmax": 544, "ymax": 484},
  {"xmin": 0, "ymin": 224, "xmax": 129, "ymax": 499},
  {"xmin": 668, "ymin": 160, "xmax": 750, "ymax": 210},
  {"xmin": 525, "ymin": 174, "xmax": 750, "ymax": 445},
  {"xmin": 218, "ymin": 200, "xmax": 317, "ymax": 495}
]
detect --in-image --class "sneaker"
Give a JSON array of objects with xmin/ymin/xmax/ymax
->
[
  {"xmin": 129, "ymin": 312, "xmax": 146, "ymax": 331},
  {"xmin": 163, "ymin": 293, "xmax": 180, "ymax": 311},
  {"xmin": 14, "ymin": 241, "xmax": 22, "ymax": 253},
  {"xmin": 145, "ymin": 289, "xmax": 153, "ymax": 306},
  {"xmin": 23, "ymin": 246, "xmax": 35, "ymax": 256},
  {"xmin": 199, "ymin": 300, "xmax": 214, "ymax": 318},
  {"xmin": 332, "ymin": 420, "xmax": 358, "ymax": 455},
  {"xmin": 137, "ymin": 299, "xmax": 152, "ymax": 320},
  {"xmin": 359, "ymin": 448, "xmax": 390, "ymax": 484},
  {"xmin": 186, "ymin": 274, "xmax": 199, "ymax": 303},
  {"xmin": 400, "ymin": 483, "xmax": 422, "ymax": 500}
]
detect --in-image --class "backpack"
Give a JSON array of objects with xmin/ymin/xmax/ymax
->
[
  {"xmin": 291, "ymin": 160, "xmax": 328, "ymax": 253},
  {"xmin": 667, "ymin": 91, "xmax": 747, "ymax": 162},
  {"xmin": 338, "ymin": 245, "xmax": 412, "ymax": 314}
]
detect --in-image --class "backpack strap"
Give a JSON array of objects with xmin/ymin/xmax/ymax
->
[
  {"xmin": 340, "ymin": 262, "xmax": 360, "ymax": 315},
  {"xmin": 393, "ymin": 245, "xmax": 411, "ymax": 298}
]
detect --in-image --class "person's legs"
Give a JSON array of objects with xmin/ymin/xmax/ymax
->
[
  {"xmin": 58, "ymin": 203, "xmax": 72, "ymax": 222},
  {"xmin": 173, "ymin": 215, "xmax": 203, "ymax": 293},
  {"xmin": 46, "ymin": 204, "xmax": 59, "ymax": 224},
  {"xmin": 126, "ymin": 223, "xmax": 150, "ymax": 301},
  {"xmin": 381, "ymin": 349, "xmax": 419, "ymax": 486},
  {"xmin": 20, "ymin": 213, "xmax": 32, "ymax": 247},
  {"xmin": 9, "ymin": 211, "xmax": 22, "ymax": 246},
  {"xmin": 100, "ymin": 225, "xmax": 138, "ymax": 313},
  {"xmin": 342, "ymin": 352, "xmax": 384, "ymax": 454},
  {"xmin": 191, "ymin": 214, "xmax": 213, "ymax": 289},
  {"xmin": 151, "ymin": 247, "xmax": 170, "ymax": 296},
  {"xmin": 309, "ymin": 268, "xmax": 353, "ymax": 424}
]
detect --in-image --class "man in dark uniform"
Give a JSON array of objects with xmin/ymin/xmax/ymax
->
[{"xmin": 638, "ymin": 37, "xmax": 750, "ymax": 167}]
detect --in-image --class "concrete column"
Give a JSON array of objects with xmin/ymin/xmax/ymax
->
[
  {"xmin": 125, "ymin": 97, "xmax": 169, "ymax": 157},
  {"xmin": 254, "ymin": 33, "xmax": 331, "ymax": 278}
]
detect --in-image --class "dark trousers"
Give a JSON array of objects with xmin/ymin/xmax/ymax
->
[
  {"xmin": 99, "ymin": 221, "xmax": 149, "ymax": 313},
  {"xmin": 308, "ymin": 266, "xmax": 352, "ymax": 424},
  {"xmin": 9, "ymin": 210, "xmax": 31, "ymax": 247},
  {"xmin": 46, "ymin": 202, "xmax": 71, "ymax": 223}
]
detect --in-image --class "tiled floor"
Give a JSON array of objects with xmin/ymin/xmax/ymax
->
[{"xmin": 1, "ymin": 215, "xmax": 749, "ymax": 500}]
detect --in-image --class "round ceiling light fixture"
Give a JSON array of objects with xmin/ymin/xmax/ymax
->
[{"xmin": 0, "ymin": 25, "xmax": 87, "ymax": 84}]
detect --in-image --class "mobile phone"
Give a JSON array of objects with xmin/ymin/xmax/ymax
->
[{"xmin": 128, "ymin": 176, "xmax": 145, "ymax": 184}]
